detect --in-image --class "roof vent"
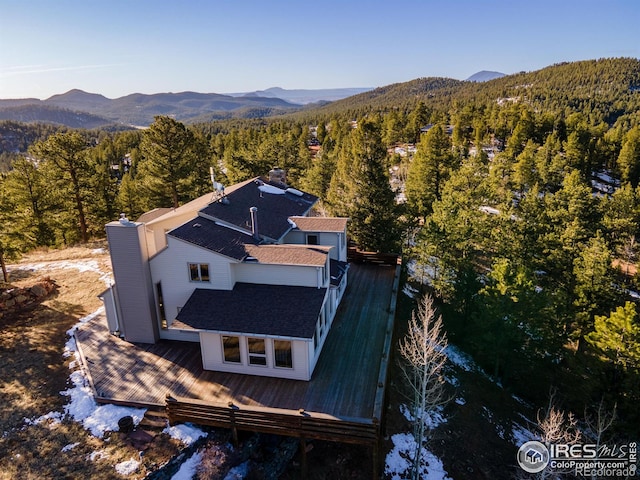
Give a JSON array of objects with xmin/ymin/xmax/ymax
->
[
  {"xmin": 118, "ymin": 213, "xmax": 135, "ymax": 226},
  {"xmin": 250, "ymin": 206, "xmax": 260, "ymax": 241}
]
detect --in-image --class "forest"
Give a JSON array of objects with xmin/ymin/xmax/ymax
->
[{"xmin": 1, "ymin": 57, "xmax": 639, "ymax": 437}]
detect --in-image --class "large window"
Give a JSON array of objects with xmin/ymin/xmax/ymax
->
[
  {"xmin": 247, "ymin": 338, "xmax": 267, "ymax": 366},
  {"xmin": 274, "ymin": 340, "xmax": 293, "ymax": 369},
  {"xmin": 222, "ymin": 336, "xmax": 241, "ymax": 363},
  {"xmin": 189, "ymin": 263, "xmax": 210, "ymax": 282}
]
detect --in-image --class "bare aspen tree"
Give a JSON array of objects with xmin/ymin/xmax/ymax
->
[
  {"xmin": 584, "ymin": 399, "xmax": 616, "ymax": 480},
  {"xmin": 530, "ymin": 390, "xmax": 582, "ymax": 480},
  {"xmin": 398, "ymin": 293, "xmax": 450, "ymax": 480}
]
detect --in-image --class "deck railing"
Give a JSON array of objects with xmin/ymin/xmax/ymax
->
[{"xmin": 165, "ymin": 393, "xmax": 379, "ymax": 445}]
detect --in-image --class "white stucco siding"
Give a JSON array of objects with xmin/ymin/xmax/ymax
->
[
  {"xmin": 233, "ymin": 263, "xmax": 321, "ymax": 287},
  {"xmin": 149, "ymin": 237, "xmax": 235, "ymax": 324},
  {"xmin": 200, "ymin": 332, "xmax": 311, "ymax": 380}
]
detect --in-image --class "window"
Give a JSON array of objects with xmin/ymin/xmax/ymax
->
[
  {"xmin": 306, "ymin": 234, "xmax": 319, "ymax": 245},
  {"xmin": 156, "ymin": 282, "xmax": 167, "ymax": 329},
  {"xmin": 189, "ymin": 263, "xmax": 210, "ymax": 282},
  {"xmin": 274, "ymin": 340, "xmax": 293, "ymax": 369},
  {"xmin": 247, "ymin": 338, "xmax": 267, "ymax": 366},
  {"xmin": 222, "ymin": 336, "xmax": 241, "ymax": 363}
]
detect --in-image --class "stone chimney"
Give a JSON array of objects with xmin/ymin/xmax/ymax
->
[{"xmin": 268, "ymin": 167, "xmax": 287, "ymax": 186}]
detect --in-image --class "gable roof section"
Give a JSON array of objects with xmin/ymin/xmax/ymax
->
[
  {"xmin": 137, "ymin": 207, "xmax": 172, "ymax": 223},
  {"xmin": 142, "ymin": 178, "xmax": 255, "ymax": 227},
  {"xmin": 174, "ymin": 284, "xmax": 327, "ymax": 339},
  {"xmin": 244, "ymin": 244, "xmax": 329, "ymax": 266},
  {"xmin": 168, "ymin": 216, "xmax": 258, "ymax": 261},
  {"xmin": 199, "ymin": 178, "xmax": 318, "ymax": 241},
  {"xmin": 290, "ymin": 216, "xmax": 348, "ymax": 232}
]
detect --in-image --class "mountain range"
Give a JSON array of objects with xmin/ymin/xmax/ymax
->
[
  {"xmin": 0, "ymin": 70, "xmax": 501, "ymax": 128},
  {"xmin": 0, "ymin": 87, "xmax": 373, "ymax": 129},
  {"xmin": 2, "ymin": 61, "xmax": 637, "ymax": 130}
]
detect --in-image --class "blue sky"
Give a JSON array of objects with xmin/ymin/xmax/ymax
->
[{"xmin": 0, "ymin": 0, "xmax": 638, "ymax": 99}]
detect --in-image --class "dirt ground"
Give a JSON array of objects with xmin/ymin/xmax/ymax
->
[{"xmin": 0, "ymin": 243, "xmax": 183, "ymax": 480}]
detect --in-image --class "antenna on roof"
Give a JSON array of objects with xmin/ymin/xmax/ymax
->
[{"xmin": 209, "ymin": 166, "xmax": 226, "ymax": 203}]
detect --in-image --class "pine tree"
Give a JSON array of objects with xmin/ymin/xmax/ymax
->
[
  {"xmin": 30, "ymin": 131, "xmax": 92, "ymax": 243},
  {"xmin": 326, "ymin": 118, "xmax": 400, "ymax": 252},
  {"xmin": 405, "ymin": 124, "xmax": 456, "ymax": 221},
  {"xmin": 586, "ymin": 302, "xmax": 640, "ymax": 371},
  {"xmin": 138, "ymin": 116, "xmax": 199, "ymax": 209}
]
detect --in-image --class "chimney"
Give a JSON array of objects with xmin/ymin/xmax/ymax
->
[
  {"xmin": 268, "ymin": 167, "xmax": 287, "ymax": 186},
  {"xmin": 250, "ymin": 206, "xmax": 259, "ymax": 240}
]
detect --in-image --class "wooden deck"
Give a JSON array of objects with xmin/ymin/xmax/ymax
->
[{"xmin": 76, "ymin": 262, "xmax": 398, "ymax": 417}]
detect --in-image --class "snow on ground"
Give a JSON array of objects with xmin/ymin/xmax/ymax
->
[
  {"xmin": 58, "ymin": 307, "xmax": 147, "ymax": 437},
  {"xmin": 25, "ymin": 307, "xmax": 147, "ymax": 439},
  {"xmin": 61, "ymin": 442, "xmax": 80, "ymax": 452},
  {"xmin": 115, "ymin": 458, "xmax": 140, "ymax": 475},
  {"xmin": 163, "ymin": 423, "xmax": 207, "ymax": 446},
  {"xmin": 402, "ymin": 283, "xmax": 419, "ymax": 299},
  {"xmin": 171, "ymin": 451, "xmax": 203, "ymax": 480},
  {"xmin": 24, "ymin": 410, "xmax": 63, "ymax": 427},
  {"xmin": 400, "ymin": 404, "xmax": 447, "ymax": 430},
  {"xmin": 385, "ymin": 433, "xmax": 451, "ymax": 480},
  {"xmin": 8, "ymin": 259, "xmax": 113, "ymax": 287},
  {"xmin": 444, "ymin": 345, "xmax": 476, "ymax": 372},
  {"xmin": 88, "ymin": 450, "xmax": 109, "ymax": 462},
  {"xmin": 62, "ymin": 369, "xmax": 146, "ymax": 438},
  {"xmin": 511, "ymin": 421, "xmax": 535, "ymax": 447},
  {"xmin": 406, "ymin": 258, "xmax": 438, "ymax": 287}
]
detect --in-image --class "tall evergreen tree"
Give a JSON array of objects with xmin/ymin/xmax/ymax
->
[
  {"xmin": 326, "ymin": 119, "xmax": 399, "ymax": 252},
  {"xmin": 617, "ymin": 126, "xmax": 640, "ymax": 187},
  {"xmin": 30, "ymin": 131, "xmax": 92, "ymax": 243},
  {"xmin": 405, "ymin": 124, "xmax": 456, "ymax": 221},
  {"xmin": 138, "ymin": 116, "xmax": 200, "ymax": 209}
]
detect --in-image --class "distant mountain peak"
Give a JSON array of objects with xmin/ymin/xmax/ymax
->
[{"xmin": 466, "ymin": 71, "xmax": 506, "ymax": 82}]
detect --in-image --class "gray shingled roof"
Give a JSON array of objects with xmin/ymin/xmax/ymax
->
[
  {"xmin": 199, "ymin": 178, "xmax": 318, "ymax": 241},
  {"xmin": 174, "ymin": 284, "xmax": 327, "ymax": 339},
  {"xmin": 168, "ymin": 217, "xmax": 258, "ymax": 261}
]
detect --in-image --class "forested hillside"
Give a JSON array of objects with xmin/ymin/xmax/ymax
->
[{"xmin": 1, "ymin": 57, "xmax": 640, "ymax": 436}]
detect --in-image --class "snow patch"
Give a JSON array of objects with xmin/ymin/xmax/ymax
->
[
  {"xmin": 455, "ymin": 397, "xmax": 466, "ymax": 405},
  {"xmin": 258, "ymin": 184, "xmax": 285, "ymax": 195},
  {"xmin": 62, "ymin": 308, "xmax": 146, "ymax": 437},
  {"xmin": 24, "ymin": 410, "xmax": 63, "ymax": 427},
  {"xmin": 385, "ymin": 433, "xmax": 451, "ymax": 480},
  {"xmin": 61, "ymin": 442, "xmax": 79, "ymax": 452},
  {"xmin": 287, "ymin": 218, "xmax": 297, "ymax": 229},
  {"xmin": 400, "ymin": 404, "xmax": 447, "ymax": 430},
  {"xmin": 444, "ymin": 345, "xmax": 475, "ymax": 372},
  {"xmin": 511, "ymin": 421, "xmax": 535, "ymax": 447},
  {"xmin": 115, "ymin": 458, "xmax": 140, "ymax": 475},
  {"xmin": 402, "ymin": 283, "xmax": 419, "ymax": 298},
  {"xmin": 171, "ymin": 451, "xmax": 203, "ymax": 480},
  {"xmin": 62, "ymin": 369, "xmax": 145, "ymax": 437},
  {"xmin": 88, "ymin": 449, "xmax": 109, "ymax": 462},
  {"xmin": 9, "ymin": 260, "xmax": 112, "ymax": 287},
  {"xmin": 163, "ymin": 423, "xmax": 206, "ymax": 446}
]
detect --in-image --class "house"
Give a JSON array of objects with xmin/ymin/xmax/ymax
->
[{"xmin": 100, "ymin": 169, "xmax": 349, "ymax": 381}]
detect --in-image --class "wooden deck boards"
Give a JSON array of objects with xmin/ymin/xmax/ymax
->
[{"xmin": 75, "ymin": 262, "xmax": 398, "ymax": 420}]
